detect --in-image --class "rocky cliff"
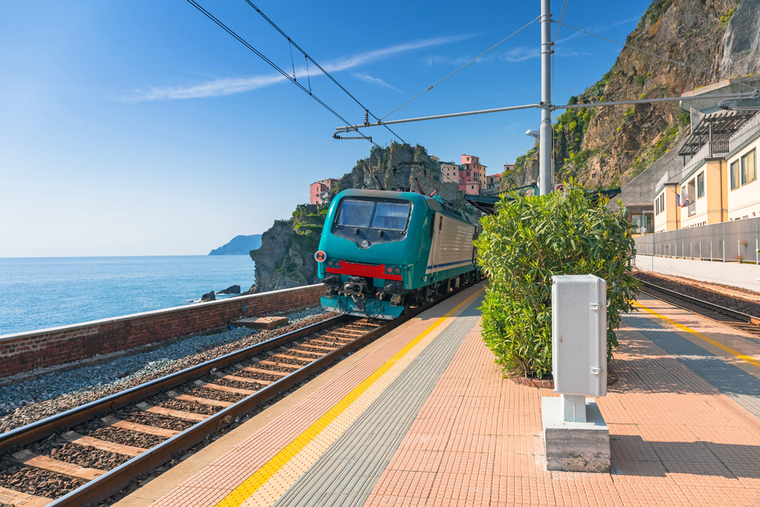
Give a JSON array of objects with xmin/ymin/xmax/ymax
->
[
  {"xmin": 506, "ymin": 0, "xmax": 742, "ymax": 190},
  {"xmin": 249, "ymin": 143, "xmax": 472, "ymax": 293}
]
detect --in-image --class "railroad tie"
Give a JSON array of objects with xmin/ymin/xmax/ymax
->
[
  {"xmin": 61, "ymin": 431, "xmax": 146, "ymax": 457},
  {"xmin": 101, "ymin": 416, "xmax": 180, "ymax": 438},
  {"xmin": 0, "ymin": 486, "xmax": 51, "ymax": 507},
  {"xmin": 136, "ymin": 402, "xmax": 207, "ymax": 422},
  {"xmin": 194, "ymin": 380, "xmax": 256, "ymax": 396},
  {"xmin": 11, "ymin": 449, "xmax": 105, "ymax": 482},
  {"xmin": 166, "ymin": 390, "xmax": 234, "ymax": 408}
]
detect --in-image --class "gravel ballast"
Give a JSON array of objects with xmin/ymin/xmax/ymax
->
[{"xmin": 0, "ymin": 307, "xmax": 331, "ymax": 432}]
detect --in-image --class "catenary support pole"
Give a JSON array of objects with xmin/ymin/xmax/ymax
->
[{"xmin": 539, "ymin": 0, "xmax": 553, "ymax": 196}]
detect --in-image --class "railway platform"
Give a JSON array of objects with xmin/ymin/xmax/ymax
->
[{"xmin": 114, "ymin": 285, "xmax": 760, "ymax": 507}]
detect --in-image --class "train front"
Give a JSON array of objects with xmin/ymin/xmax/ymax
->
[{"xmin": 315, "ymin": 189, "xmax": 426, "ymax": 319}]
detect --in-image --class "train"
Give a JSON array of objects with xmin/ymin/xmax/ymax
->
[{"xmin": 315, "ymin": 189, "xmax": 481, "ymax": 319}]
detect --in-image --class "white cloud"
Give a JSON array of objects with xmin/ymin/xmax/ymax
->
[
  {"xmin": 125, "ymin": 34, "xmax": 475, "ymax": 102},
  {"xmin": 500, "ymin": 47, "xmax": 540, "ymax": 62},
  {"xmin": 423, "ymin": 55, "xmax": 473, "ymax": 66},
  {"xmin": 352, "ymin": 73, "xmax": 402, "ymax": 93}
]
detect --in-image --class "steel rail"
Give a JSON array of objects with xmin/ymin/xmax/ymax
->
[
  {"xmin": 0, "ymin": 315, "xmax": 347, "ymax": 453},
  {"xmin": 638, "ymin": 279, "xmax": 758, "ymax": 324},
  {"xmin": 42, "ymin": 283, "xmax": 470, "ymax": 506}
]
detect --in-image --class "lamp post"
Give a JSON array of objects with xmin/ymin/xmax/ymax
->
[{"xmin": 539, "ymin": 0, "xmax": 554, "ymax": 196}]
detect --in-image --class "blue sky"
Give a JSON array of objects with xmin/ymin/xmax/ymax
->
[{"xmin": 0, "ymin": 0, "xmax": 652, "ymax": 257}]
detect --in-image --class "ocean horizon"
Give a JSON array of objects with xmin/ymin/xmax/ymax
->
[{"xmin": 0, "ymin": 255, "xmax": 255, "ymax": 337}]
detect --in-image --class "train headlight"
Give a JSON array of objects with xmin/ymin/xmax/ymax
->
[
  {"xmin": 360, "ymin": 240, "xmax": 370, "ymax": 248},
  {"xmin": 385, "ymin": 266, "xmax": 393, "ymax": 274},
  {"xmin": 334, "ymin": 261, "xmax": 340, "ymax": 268},
  {"xmin": 327, "ymin": 260, "xmax": 334, "ymax": 267},
  {"xmin": 393, "ymin": 267, "xmax": 401, "ymax": 275}
]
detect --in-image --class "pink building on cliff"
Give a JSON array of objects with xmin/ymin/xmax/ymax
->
[{"xmin": 310, "ymin": 178, "xmax": 338, "ymax": 205}]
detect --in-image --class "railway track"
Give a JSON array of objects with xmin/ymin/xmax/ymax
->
[
  {"xmin": 638, "ymin": 279, "xmax": 760, "ymax": 338},
  {"xmin": 0, "ymin": 284, "xmax": 470, "ymax": 507}
]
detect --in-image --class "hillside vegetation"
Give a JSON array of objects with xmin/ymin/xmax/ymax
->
[{"xmin": 505, "ymin": 0, "xmax": 739, "ymax": 190}]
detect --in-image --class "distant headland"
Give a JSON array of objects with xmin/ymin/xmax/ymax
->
[{"xmin": 209, "ymin": 234, "xmax": 262, "ymax": 255}]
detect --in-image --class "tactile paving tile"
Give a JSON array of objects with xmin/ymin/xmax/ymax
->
[{"xmin": 271, "ymin": 299, "xmax": 483, "ymax": 506}]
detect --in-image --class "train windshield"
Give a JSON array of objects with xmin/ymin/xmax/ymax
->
[
  {"xmin": 335, "ymin": 199, "xmax": 411, "ymax": 231},
  {"xmin": 372, "ymin": 202, "xmax": 410, "ymax": 230},
  {"xmin": 336, "ymin": 200, "xmax": 375, "ymax": 227}
]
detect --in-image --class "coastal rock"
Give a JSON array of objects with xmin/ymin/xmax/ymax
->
[
  {"xmin": 217, "ymin": 285, "xmax": 241, "ymax": 295},
  {"xmin": 201, "ymin": 291, "xmax": 215, "ymax": 302}
]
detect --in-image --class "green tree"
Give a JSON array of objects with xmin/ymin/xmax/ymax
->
[{"xmin": 474, "ymin": 184, "xmax": 639, "ymax": 378}]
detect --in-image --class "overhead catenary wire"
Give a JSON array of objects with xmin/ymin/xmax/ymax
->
[
  {"xmin": 242, "ymin": 0, "xmax": 406, "ymax": 144},
  {"xmin": 186, "ymin": 0, "xmax": 378, "ymax": 146},
  {"xmin": 380, "ymin": 16, "xmax": 540, "ymax": 121},
  {"xmin": 551, "ymin": 0, "xmax": 570, "ymax": 101}
]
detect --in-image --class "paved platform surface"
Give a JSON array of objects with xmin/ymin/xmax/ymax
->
[{"xmin": 116, "ymin": 287, "xmax": 760, "ymax": 507}]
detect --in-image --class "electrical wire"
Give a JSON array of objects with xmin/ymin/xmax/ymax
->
[
  {"xmin": 186, "ymin": 0, "xmax": 378, "ymax": 146},
  {"xmin": 380, "ymin": 16, "xmax": 540, "ymax": 121},
  {"xmin": 551, "ymin": 0, "xmax": 569, "ymax": 113},
  {"xmin": 554, "ymin": 20, "xmax": 758, "ymax": 93},
  {"xmin": 242, "ymin": 0, "xmax": 406, "ymax": 144}
]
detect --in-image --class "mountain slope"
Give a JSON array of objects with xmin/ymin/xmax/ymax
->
[
  {"xmin": 506, "ymin": 0, "xmax": 740, "ymax": 190},
  {"xmin": 209, "ymin": 234, "xmax": 262, "ymax": 255}
]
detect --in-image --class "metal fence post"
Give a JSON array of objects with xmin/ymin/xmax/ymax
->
[{"xmin": 723, "ymin": 241, "xmax": 726, "ymax": 262}]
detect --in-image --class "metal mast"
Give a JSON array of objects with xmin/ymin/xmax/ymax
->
[{"xmin": 539, "ymin": 0, "xmax": 554, "ymax": 196}]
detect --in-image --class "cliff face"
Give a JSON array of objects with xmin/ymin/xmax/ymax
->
[
  {"xmin": 250, "ymin": 143, "xmax": 471, "ymax": 293},
  {"xmin": 506, "ymin": 0, "xmax": 740, "ymax": 190},
  {"xmin": 249, "ymin": 205, "xmax": 324, "ymax": 292}
]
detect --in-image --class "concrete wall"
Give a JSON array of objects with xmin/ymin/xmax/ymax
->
[
  {"xmin": 635, "ymin": 254, "xmax": 760, "ymax": 293},
  {"xmin": 0, "ymin": 284, "xmax": 325, "ymax": 379}
]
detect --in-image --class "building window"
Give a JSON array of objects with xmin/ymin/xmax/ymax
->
[
  {"xmin": 697, "ymin": 172, "xmax": 704, "ymax": 198},
  {"xmin": 741, "ymin": 149, "xmax": 756, "ymax": 186},
  {"xmin": 731, "ymin": 161, "xmax": 740, "ymax": 190}
]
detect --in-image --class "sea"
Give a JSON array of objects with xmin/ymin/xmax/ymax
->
[{"xmin": 0, "ymin": 256, "xmax": 255, "ymax": 337}]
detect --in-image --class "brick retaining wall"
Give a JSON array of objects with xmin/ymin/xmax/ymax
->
[{"xmin": 0, "ymin": 284, "xmax": 325, "ymax": 379}]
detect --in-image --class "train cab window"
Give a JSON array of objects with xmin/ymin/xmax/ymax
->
[
  {"xmin": 372, "ymin": 202, "xmax": 411, "ymax": 230},
  {"xmin": 336, "ymin": 200, "xmax": 375, "ymax": 227}
]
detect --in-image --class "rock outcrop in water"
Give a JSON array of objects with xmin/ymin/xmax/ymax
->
[{"xmin": 249, "ymin": 143, "xmax": 473, "ymax": 293}]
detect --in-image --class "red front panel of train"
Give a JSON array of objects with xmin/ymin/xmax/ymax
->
[{"xmin": 326, "ymin": 260, "xmax": 402, "ymax": 281}]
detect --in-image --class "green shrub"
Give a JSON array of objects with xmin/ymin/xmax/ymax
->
[{"xmin": 474, "ymin": 184, "xmax": 639, "ymax": 378}]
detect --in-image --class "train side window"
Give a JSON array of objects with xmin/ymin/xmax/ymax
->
[
  {"xmin": 336, "ymin": 199, "xmax": 374, "ymax": 227},
  {"xmin": 430, "ymin": 213, "xmax": 436, "ymax": 238},
  {"xmin": 439, "ymin": 215, "xmax": 443, "ymax": 231}
]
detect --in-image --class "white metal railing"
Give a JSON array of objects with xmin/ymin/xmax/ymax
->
[
  {"xmin": 634, "ymin": 217, "xmax": 760, "ymax": 263},
  {"xmin": 730, "ymin": 114, "xmax": 760, "ymax": 152}
]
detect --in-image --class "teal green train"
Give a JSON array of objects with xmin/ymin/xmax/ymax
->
[{"xmin": 316, "ymin": 189, "xmax": 482, "ymax": 319}]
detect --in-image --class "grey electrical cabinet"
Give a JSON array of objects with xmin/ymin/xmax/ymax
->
[{"xmin": 551, "ymin": 275, "xmax": 607, "ymax": 397}]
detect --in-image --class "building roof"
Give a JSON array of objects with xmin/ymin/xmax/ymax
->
[{"xmin": 677, "ymin": 110, "xmax": 756, "ymax": 158}]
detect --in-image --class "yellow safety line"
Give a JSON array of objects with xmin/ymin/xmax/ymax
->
[
  {"xmin": 633, "ymin": 301, "xmax": 760, "ymax": 369},
  {"xmin": 215, "ymin": 287, "xmax": 484, "ymax": 507}
]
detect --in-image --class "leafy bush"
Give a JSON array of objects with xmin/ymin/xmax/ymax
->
[{"xmin": 474, "ymin": 184, "xmax": 639, "ymax": 378}]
